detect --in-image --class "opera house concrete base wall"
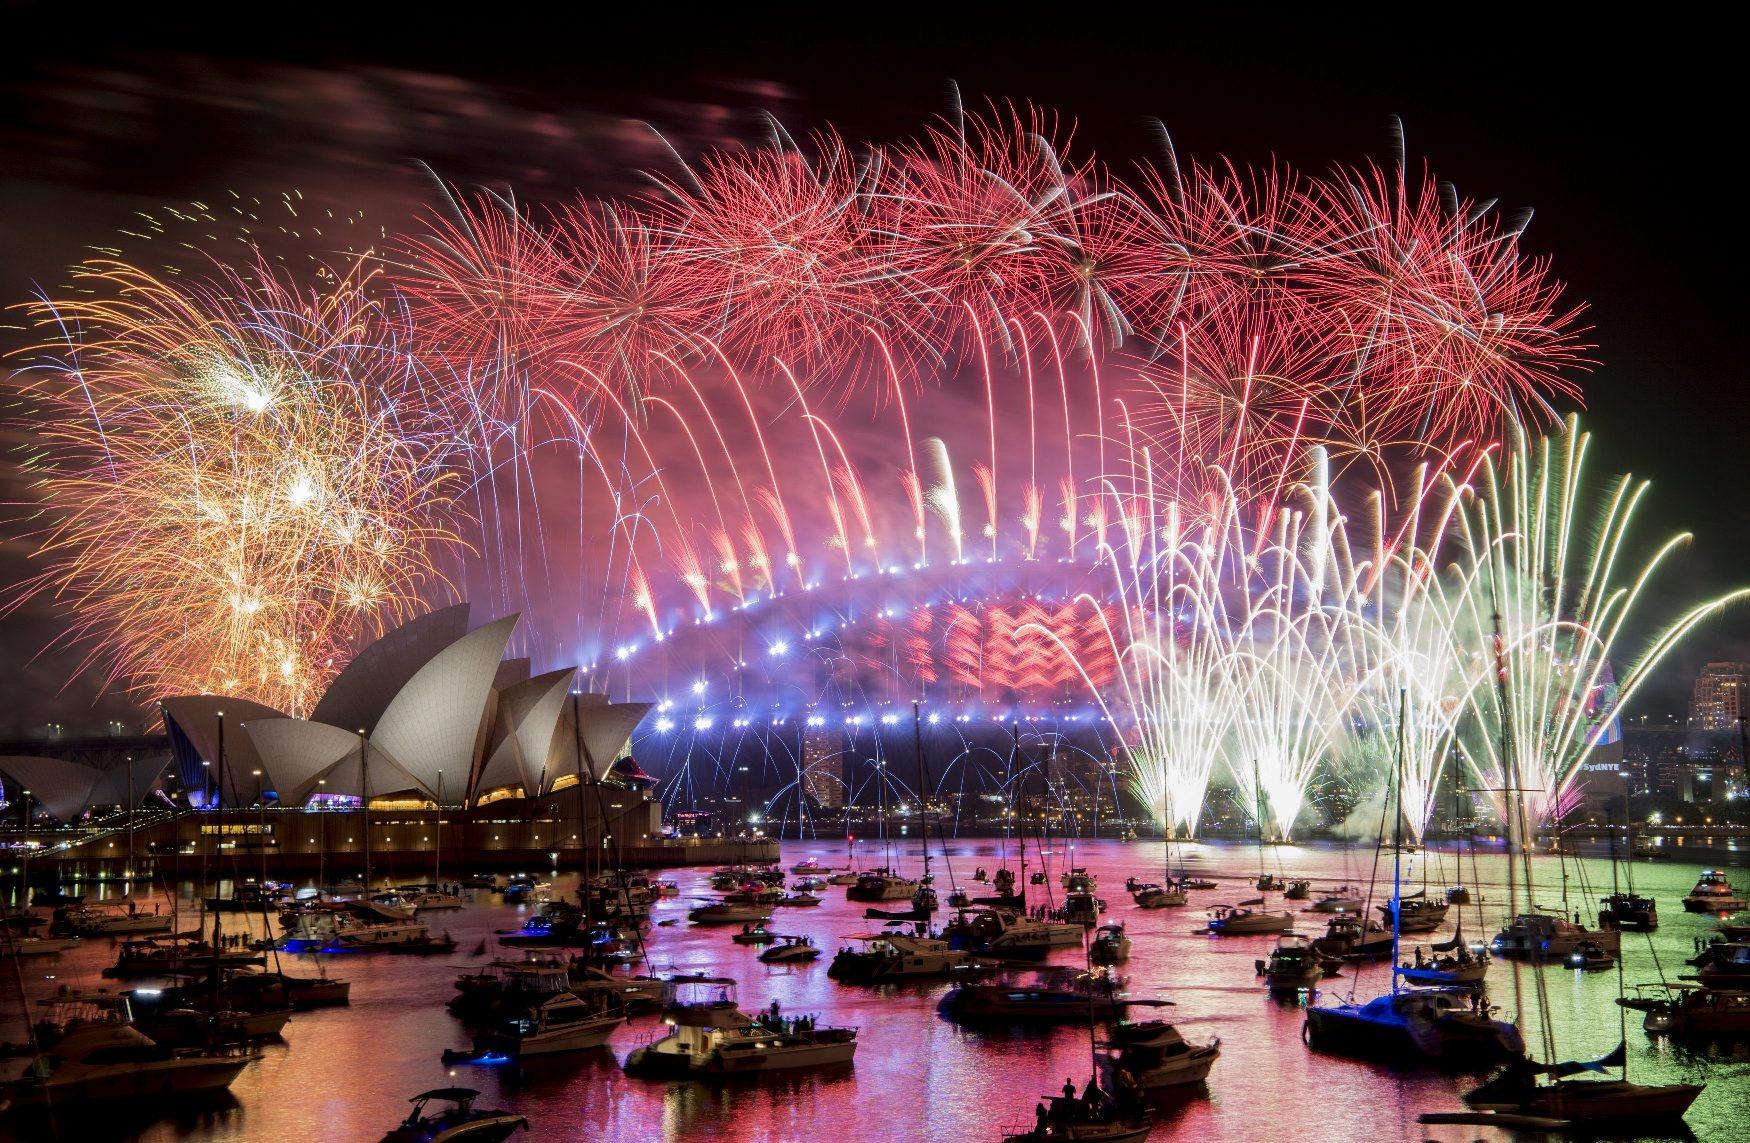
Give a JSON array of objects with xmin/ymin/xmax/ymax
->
[{"xmin": 26, "ymin": 797, "xmax": 779, "ymax": 875}]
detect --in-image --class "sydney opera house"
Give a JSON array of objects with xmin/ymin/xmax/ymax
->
[{"xmin": 1, "ymin": 606, "xmax": 694, "ymax": 872}]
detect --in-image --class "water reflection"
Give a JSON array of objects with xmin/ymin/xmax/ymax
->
[{"xmin": 0, "ymin": 840, "xmax": 1746, "ymax": 1142}]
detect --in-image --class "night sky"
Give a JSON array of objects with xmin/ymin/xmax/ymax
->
[{"xmin": 1, "ymin": 10, "xmax": 1740, "ymax": 731}]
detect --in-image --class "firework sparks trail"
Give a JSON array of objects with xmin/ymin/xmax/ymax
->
[
  {"xmin": 17, "ymin": 104, "xmax": 1694, "ymax": 838},
  {"xmin": 8, "ymin": 254, "xmax": 465, "ymax": 715},
  {"xmin": 1444, "ymin": 417, "xmax": 1750, "ymax": 827}
]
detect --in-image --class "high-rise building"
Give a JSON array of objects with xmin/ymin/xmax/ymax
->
[
  {"xmin": 800, "ymin": 724, "xmax": 845, "ymax": 809},
  {"xmin": 1690, "ymin": 662, "xmax": 1750, "ymax": 730}
]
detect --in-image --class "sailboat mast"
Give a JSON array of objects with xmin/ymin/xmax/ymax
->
[
  {"xmin": 1391, "ymin": 688, "xmax": 1405, "ymax": 987},
  {"xmin": 912, "ymin": 701, "xmax": 930, "ymax": 886},
  {"xmin": 359, "ymin": 728, "xmax": 371, "ymax": 892}
]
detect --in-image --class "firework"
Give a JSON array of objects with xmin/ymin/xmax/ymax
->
[
  {"xmin": 1443, "ymin": 417, "xmax": 1750, "ymax": 827},
  {"xmin": 8, "ymin": 255, "xmax": 464, "ymax": 715}
]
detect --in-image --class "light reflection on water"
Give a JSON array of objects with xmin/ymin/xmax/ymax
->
[{"xmin": 3, "ymin": 839, "xmax": 1747, "ymax": 1142}]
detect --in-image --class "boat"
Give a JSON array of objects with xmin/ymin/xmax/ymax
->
[
  {"xmin": 1625, "ymin": 983, "xmax": 1750, "ymax": 1037},
  {"xmin": 1312, "ymin": 915, "xmax": 1394, "ymax": 961},
  {"xmin": 943, "ymin": 906, "xmax": 1084, "ymax": 958},
  {"xmin": 52, "ymin": 902, "xmax": 173, "ymax": 937},
  {"xmin": 1089, "ymin": 924, "xmax": 1131, "ymax": 966},
  {"xmin": 1687, "ymin": 940, "xmax": 1750, "ymax": 986},
  {"xmin": 1451, "ymin": 624, "xmax": 1702, "ymax": 1127},
  {"xmin": 1599, "ymin": 892, "xmax": 1659, "ymax": 931},
  {"xmin": 122, "ymin": 976, "xmax": 294, "ymax": 1044},
  {"xmin": 1490, "ymin": 913, "xmax": 1621, "ymax": 961},
  {"xmin": 249, "ymin": 969, "xmax": 351, "ymax": 1009},
  {"xmin": 1283, "ymin": 879, "xmax": 1311, "ymax": 900},
  {"xmin": 1303, "ymin": 705, "xmax": 1519, "ymax": 1066},
  {"xmin": 623, "ymin": 975, "xmax": 857, "ymax": 1076},
  {"xmin": 283, "ymin": 900, "xmax": 432, "ymax": 949},
  {"xmin": 758, "ymin": 935, "xmax": 821, "ymax": 964},
  {"xmin": 1180, "ymin": 878, "xmax": 1217, "ymax": 891},
  {"xmin": 1062, "ymin": 868, "xmax": 1099, "ymax": 893},
  {"xmin": 1565, "ymin": 940, "xmax": 1617, "ymax": 971},
  {"xmin": 450, "ymin": 959, "xmax": 576, "ymax": 1022},
  {"xmin": 379, "ymin": 1087, "xmax": 528, "ymax": 1143},
  {"xmin": 1396, "ymin": 939, "xmax": 1490, "ymax": 987},
  {"xmin": 448, "ymin": 990, "xmax": 621, "ymax": 1060},
  {"xmin": 792, "ymin": 877, "xmax": 827, "ymax": 892},
  {"xmin": 1001, "ymin": 1084, "xmax": 1152, "ymax": 1142},
  {"xmin": 828, "ymin": 930, "xmax": 998, "ymax": 983},
  {"xmin": 1204, "ymin": 903, "xmax": 1294, "ymax": 935},
  {"xmin": 723, "ymin": 884, "xmax": 784, "ymax": 905},
  {"xmin": 731, "ymin": 923, "xmax": 779, "ymax": 945},
  {"xmin": 1100, "ymin": 1019, "xmax": 1220, "ymax": 1089},
  {"xmin": 1060, "ymin": 891, "xmax": 1105, "ymax": 927},
  {"xmin": 1683, "ymin": 870, "xmax": 1748, "ymax": 914},
  {"xmin": 1256, "ymin": 935, "xmax": 1327, "ymax": 990},
  {"xmin": 825, "ymin": 871, "xmax": 860, "ymax": 887},
  {"xmin": 3, "ymin": 936, "xmax": 80, "ymax": 957},
  {"xmin": 101, "ymin": 938, "xmax": 265, "ymax": 978},
  {"xmin": 1717, "ymin": 914, "xmax": 1750, "ymax": 942},
  {"xmin": 1464, "ymin": 1050, "xmax": 1703, "ymax": 1125},
  {"xmin": 776, "ymin": 892, "xmax": 822, "ymax": 908},
  {"xmin": 203, "ymin": 880, "xmax": 291, "ymax": 913},
  {"xmin": 1, "ymin": 992, "xmax": 257, "ymax": 1109},
  {"xmin": 687, "ymin": 901, "xmax": 774, "ymax": 926},
  {"xmin": 1309, "ymin": 887, "xmax": 1364, "ymax": 914},
  {"xmin": 1131, "ymin": 883, "xmax": 1187, "ymax": 909},
  {"xmin": 1444, "ymin": 885, "xmax": 1473, "ymax": 905},
  {"xmin": 939, "ymin": 968, "xmax": 1150, "ymax": 1025},
  {"xmin": 396, "ymin": 884, "xmax": 470, "ymax": 912},
  {"xmin": 1376, "ymin": 894, "xmax": 1448, "ymax": 934},
  {"xmin": 1629, "ymin": 844, "xmax": 1672, "ymax": 860},
  {"xmin": 1304, "ymin": 986, "xmax": 1524, "ymax": 1062},
  {"xmin": 790, "ymin": 858, "xmax": 826, "ymax": 875},
  {"xmin": 845, "ymin": 869, "xmax": 918, "ymax": 902},
  {"xmin": 1257, "ymin": 873, "xmax": 1287, "ymax": 892},
  {"xmin": 565, "ymin": 962, "xmax": 663, "ymax": 1012}
]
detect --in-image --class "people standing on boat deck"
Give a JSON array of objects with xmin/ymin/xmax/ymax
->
[
  {"xmin": 1062, "ymin": 1078, "xmax": 1076, "ymax": 1101},
  {"xmin": 1034, "ymin": 1103, "xmax": 1048, "ymax": 1132}
]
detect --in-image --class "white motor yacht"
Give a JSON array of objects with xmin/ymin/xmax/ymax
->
[
  {"xmin": 1310, "ymin": 887, "xmax": 1364, "ymax": 913},
  {"xmin": 471, "ymin": 992, "xmax": 621, "ymax": 1058},
  {"xmin": 624, "ymin": 976, "xmax": 857, "ymax": 1076},
  {"xmin": 944, "ymin": 907, "xmax": 1083, "ymax": 957},
  {"xmin": 1089, "ymin": 923, "xmax": 1131, "ymax": 966},
  {"xmin": 1132, "ymin": 883, "xmax": 1187, "ymax": 909},
  {"xmin": 1101, "ymin": 1019, "xmax": 1220, "ymax": 1089},
  {"xmin": 828, "ymin": 931, "xmax": 995, "ymax": 983},
  {"xmin": 1490, "ymin": 913, "xmax": 1621, "ymax": 960},
  {"xmin": 56, "ymin": 903, "xmax": 173, "ymax": 937},
  {"xmin": 1205, "ymin": 903, "xmax": 1295, "ymax": 935},
  {"xmin": 1683, "ymin": 870, "xmax": 1748, "ymax": 914},
  {"xmin": 686, "ymin": 900, "xmax": 774, "ymax": 925},
  {"xmin": 283, "ymin": 900, "xmax": 430, "ymax": 948},
  {"xmin": 846, "ymin": 869, "xmax": 918, "ymax": 902}
]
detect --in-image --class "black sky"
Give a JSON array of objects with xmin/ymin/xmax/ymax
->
[{"xmin": 2, "ymin": 7, "xmax": 1742, "ymax": 727}]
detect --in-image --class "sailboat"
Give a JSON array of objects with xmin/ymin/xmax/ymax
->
[
  {"xmin": 1304, "ymin": 689, "xmax": 1521, "ymax": 1064},
  {"xmin": 1132, "ymin": 793, "xmax": 1188, "ymax": 908},
  {"xmin": 1454, "ymin": 604, "xmax": 1703, "ymax": 1126}
]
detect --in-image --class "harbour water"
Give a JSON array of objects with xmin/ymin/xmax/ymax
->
[{"xmin": 4, "ymin": 838, "xmax": 1746, "ymax": 1142}]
